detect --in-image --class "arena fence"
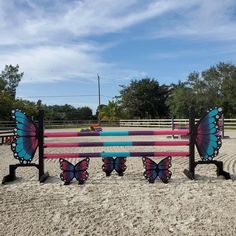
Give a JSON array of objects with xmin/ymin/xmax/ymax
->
[{"xmin": 0, "ymin": 130, "xmax": 16, "ymax": 145}]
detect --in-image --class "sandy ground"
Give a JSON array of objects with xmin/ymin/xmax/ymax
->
[{"xmin": 0, "ymin": 128, "xmax": 236, "ymax": 236}]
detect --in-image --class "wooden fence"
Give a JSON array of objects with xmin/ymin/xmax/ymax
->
[
  {"xmin": 119, "ymin": 118, "xmax": 236, "ymax": 138},
  {"xmin": 0, "ymin": 118, "xmax": 235, "ymax": 130},
  {"xmin": 0, "ymin": 119, "xmax": 118, "ymax": 130}
]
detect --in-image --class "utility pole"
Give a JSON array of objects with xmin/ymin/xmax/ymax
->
[{"xmin": 97, "ymin": 74, "xmax": 101, "ymax": 125}]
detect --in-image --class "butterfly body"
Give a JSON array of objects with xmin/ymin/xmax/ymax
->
[
  {"xmin": 60, "ymin": 158, "xmax": 90, "ymax": 184},
  {"xmin": 102, "ymin": 157, "xmax": 127, "ymax": 176},
  {"xmin": 142, "ymin": 156, "xmax": 172, "ymax": 183}
]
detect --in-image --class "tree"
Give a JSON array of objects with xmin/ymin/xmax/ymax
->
[
  {"xmin": 218, "ymin": 63, "xmax": 236, "ymax": 117},
  {"xmin": 0, "ymin": 64, "xmax": 24, "ymax": 99},
  {"xmin": 166, "ymin": 81, "xmax": 193, "ymax": 118},
  {"xmin": 0, "ymin": 77, "xmax": 6, "ymax": 91},
  {"xmin": 0, "ymin": 91, "xmax": 13, "ymax": 120},
  {"xmin": 167, "ymin": 62, "xmax": 236, "ymax": 118},
  {"xmin": 77, "ymin": 107, "xmax": 93, "ymax": 120},
  {"xmin": 13, "ymin": 99, "xmax": 38, "ymax": 118},
  {"xmin": 43, "ymin": 104, "xmax": 93, "ymax": 120},
  {"xmin": 119, "ymin": 78, "xmax": 169, "ymax": 118},
  {"xmin": 95, "ymin": 104, "xmax": 106, "ymax": 120},
  {"xmin": 99, "ymin": 100, "xmax": 126, "ymax": 121},
  {"xmin": 187, "ymin": 62, "xmax": 236, "ymax": 117}
]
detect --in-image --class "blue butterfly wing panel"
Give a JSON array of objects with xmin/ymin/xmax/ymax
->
[
  {"xmin": 114, "ymin": 157, "xmax": 127, "ymax": 173},
  {"xmin": 195, "ymin": 107, "xmax": 222, "ymax": 160},
  {"xmin": 157, "ymin": 156, "xmax": 172, "ymax": 183},
  {"xmin": 144, "ymin": 169, "xmax": 159, "ymax": 183},
  {"xmin": 11, "ymin": 110, "xmax": 38, "ymax": 163}
]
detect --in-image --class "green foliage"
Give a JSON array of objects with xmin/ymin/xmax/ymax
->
[
  {"xmin": 99, "ymin": 100, "xmax": 126, "ymax": 121},
  {"xmin": 0, "ymin": 64, "xmax": 23, "ymax": 99},
  {"xmin": 218, "ymin": 63, "xmax": 236, "ymax": 117},
  {"xmin": 166, "ymin": 81, "xmax": 193, "ymax": 118},
  {"xmin": 0, "ymin": 91, "xmax": 13, "ymax": 120},
  {"xmin": 77, "ymin": 107, "xmax": 93, "ymax": 120},
  {"xmin": 119, "ymin": 78, "xmax": 169, "ymax": 118},
  {"xmin": 13, "ymin": 99, "xmax": 39, "ymax": 118},
  {"xmin": 0, "ymin": 64, "xmax": 25, "ymax": 121},
  {"xmin": 95, "ymin": 104, "xmax": 106, "ymax": 119},
  {"xmin": 167, "ymin": 62, "xmax": 236, "ymax": 118},
  {"xmin": 43, "ymin": 104, "xmax": 93, "ymax": 120}
]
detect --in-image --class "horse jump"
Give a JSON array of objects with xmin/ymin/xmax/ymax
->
[{"xmin": 2, "ymin": 107, "xmax": 231, "ymax": 184}]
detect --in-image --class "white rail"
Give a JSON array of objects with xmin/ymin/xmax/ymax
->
[{"xmin": 120, "ymin": 118, "xmax": 236, "ymax": 130}]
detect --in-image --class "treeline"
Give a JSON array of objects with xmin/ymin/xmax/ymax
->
[
  {"xmin": 1, "ymin": 62, "xmax": 236, "ymax": 121},
  {"xmin": 0, "ymin": 65, "xmax": 94, "ymax": 121},
  {"xmin": 101, "ymin": 62, "xmax": 236, "ymax": 119},
  {"xmin": 43, "ymin": 104, "xmax": 93, "ymax": 121}
]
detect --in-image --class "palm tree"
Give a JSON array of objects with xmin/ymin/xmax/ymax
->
[{"xmin": 99, "ymin": 100, "xmax": 125, "ymax": 121}]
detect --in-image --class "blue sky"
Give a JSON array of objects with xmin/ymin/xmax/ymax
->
[{"xmin": 1, "ymin": 0, "xmax": 236, "ymax": 113}]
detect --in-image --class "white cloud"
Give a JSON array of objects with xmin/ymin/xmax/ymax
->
[
  {"xmin": 0, "ymin": 44, "xmax": 113, "ymax": 83},
  {"xmin": 0, "ymin": 0, "xmax": 207, "ymax": 45},
  {"xmin": 0, "ymin": 0, "xmax": 236, "ymax": 85},
  {"xmin": 151, "ymin": 0, "xmax": 236, "ymax": 41}
]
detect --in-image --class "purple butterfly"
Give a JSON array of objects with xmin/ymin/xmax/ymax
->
[
  {"xmin": 142, "ymin": 156, "xmax": 172, "ymax": 183},
  {"xmin": 102, "ymin": 157, "xmax": 127, "ymax": 176},
  {"xmin": 59, "ymin": 158, "xmax": 90, "ymax": 185}
]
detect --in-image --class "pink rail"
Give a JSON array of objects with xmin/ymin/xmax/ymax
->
[
  {"xmin": 44, "ymin": 140, "xmax": 189, "ymax": 148},
  {"xmin": 44, "ymin": 129, "xmax": 189, "ymax": 138},
  {"xmin": 44, "ymin": 151, "xmax": 189, "ymax": 159}
]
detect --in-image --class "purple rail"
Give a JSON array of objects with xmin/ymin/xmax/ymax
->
[
  {"xmin": 44, "ymin": 129, "xmax": 189, "ymax": 138},
  {"xmin": 44, "ymin": 151, "xmax": 189, "ymax": 159},
  {"xmin": 44, "ymin": 140, "xmax": 189, "ymax": 148}
]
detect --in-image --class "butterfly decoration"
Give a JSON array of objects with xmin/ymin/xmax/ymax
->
[
  {"xmin": 59, "ymin": 158, "xmax": 90, "ymax": 184},
  {"xmin": 194, "ymin": 107, "xmax": 222, "ymax": 161},
  {"xmin": 142, "ymin": 156, "xmax": 172, "ymax": 183},
  {"xmin": 102, "ymin": 157, "xmax": 127, "ymax": 176},
  {"xmin": 11, "ymin": 110, "xmax": 38, "ymax": 163}
]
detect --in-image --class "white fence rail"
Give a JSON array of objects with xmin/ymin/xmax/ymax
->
[
  {"xmin": 120, "ymin": 118, "xmax": 236, "ymax": 130},
  {"xmin": 223, "ymin": 119, "xmax": 236, "ymax": 129},
  {"xmin": 120, "ymin": 119, "xmax": 189, "ymax": 128},
  {"xmin": 1, "ymin": 118, "xmax": 236, "ymax": 130},
  {"xmin": 0, "ymin": 120, "xmax": 118, "ymax": 130}
]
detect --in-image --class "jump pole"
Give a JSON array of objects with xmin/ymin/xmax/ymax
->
[
  {"xmin": 44, "ymin": 151, "xmax": 189, "ymax": 159},
  {"xmin": 44, "ymin": 140, "xmax": 189, "ymax": 148},
  {"xmin": 44, "ymin": 130, "xmax": 189, "ymax": 137}
]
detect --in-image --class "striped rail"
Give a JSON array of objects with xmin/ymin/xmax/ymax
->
[{"xmin": 43, "ymin": 130, "xmax": 190, "ymax": 160}]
